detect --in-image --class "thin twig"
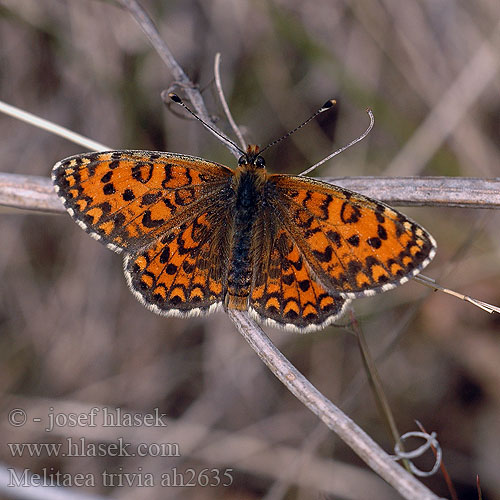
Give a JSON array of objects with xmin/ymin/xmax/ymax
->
[
  {"xmin": 299, "ymin": 108, "xmax": 374, "ymax": 176},
  {"xmin": 416, "ymin": 421, "xmax": 459, "ymax": 500},
  {"xmin": 415, "ymin": 275, "xmax": 500, "ymax": 314},
  {"xmin": 0, "ymin": 174, "xmax": 63, "ymax": 213},
  {"xmin": 0, "ymin": 100, "xmax": 110, "ymax": 152},
  {"xmin": 116, "ymin": 0, "xmax": 241, "ymax": 158},
  {"xmin": 116, "ymin": 0, "xmax": 194, "ymax": 100},
  {"xmin": 350, "ymin": 311, "xmax": 409, "ymax": 472},
  {"xmin": 214, "ymin": 53, "xmax": 247, "ymax": 150}
]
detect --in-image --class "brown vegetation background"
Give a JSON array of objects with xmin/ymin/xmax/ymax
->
[{"xmin": 1, "ymin": 1, "xmax": 499, "ymax": 499}]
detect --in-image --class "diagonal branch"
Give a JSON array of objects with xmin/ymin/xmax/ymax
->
[
  {"xmin": 230, "ymin": 311, "xmax": 441, "ymax": 500},
  {"xmin": 116, "ymin": 0, "xmax": 241, "ymax": 158}
]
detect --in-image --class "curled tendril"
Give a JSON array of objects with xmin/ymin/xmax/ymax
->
[{"xmin": 391, "ymin": 430, "xmax": 442, "ymax": 477}]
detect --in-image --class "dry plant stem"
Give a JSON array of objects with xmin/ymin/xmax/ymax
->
[
  {"xmin": 214, "ymin": 53, "xmax": 247, "ymax": 150},
  {"xmin": 416, "ymin": 421, "xmax": 458, "ymax": 500},
  {"xmin": 116, "ymin": 1, "xmax": 188, "ymax": 92},
  {"xmin": 0, "ymin": 174, "xmax": 67, "ymax": 213},
  {"xmin": 229, "ymin": 310, "xmax": 441, "ymax": 500},
  {"xmin": 299, "ymin": 109, "xmax": 374, "ymax": 177},
  {"xmin": 0, "ymin": 100, "xmax": 109, "ymax": 152},
  {"xmin": 117, "ymin": 0, "xmax": 241, "ymax": 158},
  {"xmin": 415, "ymin": 275, "xmax": 500, "ymax": 314},
  {"xmin": 350, "ymin": 311, "xmax": 409, "ymax": 471},
  {"xmin": 2, "ymin": 173, "xmax": 499, "ymax": 214},
  {"xmin": 321, "ymin": 176, "xmax": 500, "ymax": 209},
  {"xmin": 477, "ymin": 475, "xmax": 483, "ymax": 500}
]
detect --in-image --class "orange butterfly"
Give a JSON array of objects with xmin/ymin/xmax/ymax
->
[{"xmin": 52, "ymin": 107, "xmax": 436, "ymax": 332}]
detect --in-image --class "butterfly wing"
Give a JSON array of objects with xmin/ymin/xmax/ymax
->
[
  {"xmin": 53, "ymin": 150, "xmax": 235, "ymax": 316},
  {"xmin": 249, "ymin": 211, "xmax": 348, "ymax": 332},
  {"xmin": 268, "ymin": 175, "xmax": 436, "ymax": 299},
  {"xmin": 124, "ymin": 205, "xmax": 232, "ymax": 316},
  {"xmin": 52, "ymin": 150, "xmax": 233, "ymax": 253}
]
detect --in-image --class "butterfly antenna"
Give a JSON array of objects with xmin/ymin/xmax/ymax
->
[
  {"xmin": 299, "ymin": 108, "xmax": 375, "ymax": 176},
  {"xmin": 258, "ymin": 99, "xmax": 336, "ymax": 155},
  {"xmin": 168, "ymin": 93, "xmax": 245, "ymax": 156}
]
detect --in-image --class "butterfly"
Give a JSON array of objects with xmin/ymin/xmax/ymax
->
[{"xmin": 52, "ymin": 141, "xmax": 436, "ymax": 332}]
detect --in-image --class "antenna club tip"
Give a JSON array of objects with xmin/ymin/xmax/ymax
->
[
  {"xmin": 169, "ymin": 93, "xmax": 182, "ymax": 104},
  {"xmin": 320, "ymin": 99, "xmax": 336, "ymax": 111}
]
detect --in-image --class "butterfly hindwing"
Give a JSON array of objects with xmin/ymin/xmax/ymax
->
[
  {"xmin": 124, "ymin": 207, "xmax": 232, "ymax": 316},
  {"xmin": 52, "ymin": 150, "xmax": 233, "ymax": 253},
  {"xmin": 249, "ymin": 222, "xmax": 348, "ymax": 332},
  {"xmin": 268, "ymin": 175, "xmax": 437, "ymax": 299}
]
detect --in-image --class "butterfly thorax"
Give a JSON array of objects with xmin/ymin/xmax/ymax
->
[{"xmin": 226, "ymin": 147, "xmax": 269, "ymax": 310}]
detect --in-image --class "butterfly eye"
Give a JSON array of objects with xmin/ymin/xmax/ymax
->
[
  {"xmin": 238, "ymin": 155, "xmax": 247, "ymax": 166},
  {"xmin": 255, "ymin": 156, "xmax": 265, "ymax": 168}
]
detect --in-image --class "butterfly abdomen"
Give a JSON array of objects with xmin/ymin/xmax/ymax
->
[{"xmin": 226, "ymin": 168, "xmax": 266, "ymax": 310}]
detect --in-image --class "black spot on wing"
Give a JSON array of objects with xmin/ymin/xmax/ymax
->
[
  {"xmin": 132, "ymin": 163, "xmax": 154, "ymax": 184},
  {"xmin": 123, "ymin": 189, "xmax": 135, "ymax": 201},
  {"xmin": 347, "ymin": 234, "xmax": 360, "ymax": 247},
  {"xmin": 100, "ymin": 171, "xmax": 113, "ymax": 183},
  {"xmin": 142, "ymin": 210, "xmax": 165, "ymax": 228},
  {"xmin": 367, "ymin": 237, "xmax": 382, "ymax": 249},
  {"xmin": 340, "ymin": 202, "xmax": 361, "ymax": 224},
  {"xmin": 326, "ymin": 231, "xmax": 342, "ymax": 248},
  {"xmin": 312, "ymin": 245, "xmax": 333, "ymax": 263},
  {"xmin": 103, "ymin": 183, "xmax": 115, "ymax": 195},
  {"xmin": 377, "ymin": 224, "xmax": 388, "ymax": 240}
]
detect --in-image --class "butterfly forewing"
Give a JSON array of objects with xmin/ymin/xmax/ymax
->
[
  {"xmin": 269, "ymin": 175, "xmax": 436, "ymax": 299},
  {"xmin": 52, "ymin": 150, "xmax": 233, "ymax": 253}
]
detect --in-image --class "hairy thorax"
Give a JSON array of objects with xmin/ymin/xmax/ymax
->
[{"xmin": 226, "ymin": 164, "xmax": 269, "ymax": 310}]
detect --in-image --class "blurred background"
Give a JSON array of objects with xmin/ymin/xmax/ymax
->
[{"xmin": 1, "ymin": 0, "xmax": 499, "ymax": 499}]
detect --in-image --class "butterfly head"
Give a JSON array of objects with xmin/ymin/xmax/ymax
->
[{"xmin": 238, "ymin": 145, "xmax": 266, "ymax": 170}]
